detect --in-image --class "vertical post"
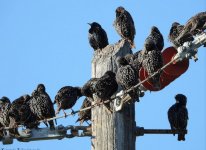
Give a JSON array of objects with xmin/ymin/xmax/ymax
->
[{"xmin": 91, "ymin": 40, "xmax": 136, "ymax": 150}]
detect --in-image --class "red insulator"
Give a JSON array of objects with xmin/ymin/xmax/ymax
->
[
  {"xmin": 162, "ymin": 47, "xmax": 189, "ymax": 76},
  {"xmin": 139, "ymin": 47, "xmax": 189, "ymax": 91}
]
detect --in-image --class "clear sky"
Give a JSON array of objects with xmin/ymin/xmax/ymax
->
[{"xmin": 0, "ymin": 0, "xmax": 205, "ymax": 150}]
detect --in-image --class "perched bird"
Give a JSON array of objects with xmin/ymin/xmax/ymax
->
[
  {"xmin": 54, "ymin": 86, "xmax": 82, "ymax": 116},
  {"xmin": 9, "ymin": 95, "xmax": 38, "ymax": 129},
  {"xmin": 142, "ymin": 39, "xmax": 163, "ymax": 89},
  {"xmin": 125, "ymin": 50, "xmax": 144, "ymax": 73},
  {"xmin": 116, "ymin": 56, "xmax": 139, "ymax": 101},
  {"xmin": 168, "ymin": 22, "xmax": 193, "ymax": 47},
  {"xmin": 81, "ymin": 78, "xmax": 99, "ymax": 99},
  {"xmin": 76, "ymin": 97, "xmax": 91, "ymax": 125},
  {"xmin": 168, "ymin": 94, "xmax": 188, "ymax": 141},
  {"xmin": 116, "ymin": 56, "xmax": 138, "ymax": 90},
  {"xmin": 88, "ymin": 22, "xmax": 109, "ymax": 50},
  {"xmin": 145, "ymin": 26, "xmax": 164, "ymax": 51},
  {"xmin": 176, "ymin": 11, "xmax": 206, "ymax": 44},
  {"xmin": 29, "ymin": 84, "xmax": 56, "ymax": 130},
  {"xmin": 114, "ymin": 6, "xmax": 136, "ymax": 48},
  {"xmin": 94, "ymin": 71, "xmax": 118, "ymax": 101},
  {"xmin": 0, "ymin": 97, "xmax": 19, "ymax": 138}
]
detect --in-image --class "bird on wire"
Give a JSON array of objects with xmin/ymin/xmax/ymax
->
[
  {"xmin": 54, "ymin": 86, "xmax": 82, "ymax": 117},
  {"xmin": 0, "ymin": 97, "xmax": 20, "ymax": 138},
  {"xmin": 76, "ymin": 97, "xmax": 91, "ymax": 125},
  {"xmin": 168, "ymin": 22, "xmax": 193, "ymax": 48},
  {"xmin": 142, "ymin": 38, "xmax": 163, "ymax": 90},
  {"xmin": 168, "ymin": 94, "xmax": 188, "ymax": 141},
  {"xmin": 29, "ymin": 84, "xmax": 56, "ymax": 130},
  {"xmin": 175, "ymin": 11, "xmax": 206, "ymax": 45},
  {"xmin": 94, "ymin": 71, "xmax": 118, "ymax": 112},
  {"xmin": 116, "ymin": 56, "xmax": 139, "ymax": 101}
]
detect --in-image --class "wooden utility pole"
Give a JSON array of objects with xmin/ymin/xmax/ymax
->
[{"xmin": 91, "ymin": 40, "xmax": 136, "ymax": 150}]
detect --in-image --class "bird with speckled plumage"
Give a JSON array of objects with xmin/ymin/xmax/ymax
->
[
  {"xmin": 176, "ymin": 11, "xmax": 206, "ymax": 45},
  {"xmin": 54, "ymin": 86, "xmax": 82, "ymax": 116},
  {"xmin": 142, "ymin": 38, "xmax": 163, "ymax": 89},
  {"xmin": 76, "ymin": 97, "xmax": 91, "ymax": 125},
  {"xmin": 168, "ymin": 22, "xmax": 193, "ymax": 48},
  {"xmin": 114, "ymin": 6, "xmax": 136, "ymax": 48},
  {"xmin": 29, "ymin": 84, "xmax": 56, "ymax": 130}
]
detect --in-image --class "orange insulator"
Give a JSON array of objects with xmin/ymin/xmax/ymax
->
[{"xmin": 139, "ymin": 47, "xmax": 189, "ymax": 91}]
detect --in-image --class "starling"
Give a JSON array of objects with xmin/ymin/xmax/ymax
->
[
  {"xmin": 146, "ymin": 26, "xmax": 164, "ymax": 51},
  {"xmin": 176, "ymin": 11, "xmax": 206, "ymax": 43},
  {"xmin": 9, "ymin": 95, "xmax": 38, "ymax": 129},
  {"xmin": 142, "ymin": 39, "xmax": 163, "ymax": 89},
  {"xmin": 168, "ymin": 94, "xmax": 188, "ymax": 141},
  {"xmin": 116, "ymin": 57, "xmax": 138, "ymax": 90},
  {"xmin": 168, "ymin": 22, "xmax": 193, "ymax": 48},
  {"xmin": 81, "ymin": 78, "xmax": 99, "ymax": 99},
  {"xmin": 0, "ymin": 97, "xmax": 19, "ymax": 138},
  {"xmin": 54, "ymin": 86, "xmax": 82, "ymax": 116},
  {"xmin": 76, "ymin": 97, "xmax": 91, "ymax": 125},
  {"xmin": 114, "ymin": 6, "xmax": 136, "ymax": 48},
  {"xmin": 94, "ymin": 71, "xmax": 118, "ymax": 100},
  {"xmin": 88, "ymin": 22, "xmax": 109, "ymax": 50},
  {"xmin": 29, "ymin": 84, "xmax": 56, "ymax": 130}
]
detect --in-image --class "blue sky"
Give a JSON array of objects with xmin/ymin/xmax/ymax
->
[{"xmin": 0, "ymin": 0, "xmax": 205, "ymax": 150}]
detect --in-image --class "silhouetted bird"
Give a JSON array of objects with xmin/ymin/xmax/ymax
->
[
  {"xmin": 114, "ymin": 6, "xmax": 136, "ymax": 48},
  {"xmin": 146, "ymin": 26, "xmax": 164, "ymax": 51},
  {"xmin": 0, "ymin": 97, "xmax": 20, "ymax": 138},
  {"xmin": 142, "ymin": 39, "xmax": 163, "ymax": 89},
  {"xmin": 29, "ymin": 84, "xmax": 56, "ymax": 130},
  {"xmin": 176, "ymin": 12, "xmax": 206, "ymax": 44},
  {"xmin": 81, "ymin": 78, "xmax": 99, "ymax": 99},
  {"xmin": 168, "ymin": 94, "xmax": 188, "ymax": 141},
  {"xmin": 76, "ymin": 97, "xmax": 91, "ymax": 125},
  {"xmin": 54, "ymin": 86, "xmax": 82, "ymax": 116},
  {"xmin": 168, "ymin": 22, "xmax": 193, "ymax": 47},
  {"xmin": 88, "ymin": 22, "xmax": 109, "ymax": 50}
]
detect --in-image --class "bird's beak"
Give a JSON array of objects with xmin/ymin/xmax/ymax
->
[{"xmin": 87, "ymin": 23, "xmax": 91, "ymax": 26}]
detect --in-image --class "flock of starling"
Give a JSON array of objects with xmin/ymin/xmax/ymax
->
[{"xmin": 0, "ymin": 6, "xmax": 205, "ymax": 141}]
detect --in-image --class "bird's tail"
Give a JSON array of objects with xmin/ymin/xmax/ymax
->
[
  {"xmin": 129, "ymin": 40, "xmax": 136, "ymax": 49},
  {"xmin": 178, "ymin": 133, "xmax": 185, "ymax": 141}
]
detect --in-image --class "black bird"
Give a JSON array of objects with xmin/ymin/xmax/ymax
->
[
  {"xmin": 114, "ymin": 6, "xmax": 136, "ymax": 48},
  {"xmin": 146, "ymin": 26, "xmax": 164, "ymax": 51},
  {"xmin": 81, "ymin": 78, "xmax": 99, "ymax": 99},
  {"xmin": 76, "ymin": 97, "xmax": 91, "ymax": 125},
  {"xmin": 94, "ymin": 71, "xmax": 118, "ymax": 101},
  {"xmin": 0, "ymin": 97, "xmax": 20, "ymax": 138},
  {"xmin": 168, "ymin": 94, "xmax": 188, "ymax": 141},
  {"xmin": 54, "ymin": 86, "xmax": 82, "ymax": 116},
  {"xmin": 142, "ymin": 39, "xmax": 163, "ymax": 89},
  {"xmin": 116, "ymin": 57, "xmax": 138, "ymax": 90},
  {"xmin": 168, "ymin": 22, "xmax": 193, "ymax": 48},
  {"xmin": 9, "ymin": 95, "xmax": 38, "ymax": 129},
  {"xmin": 176, "ymin": 12, "xmax": 206, "ymax": 44},
  {"xmin": 29, "ymin": 84, "xmax": 56, "ymax": 130},
  {"xmin": 116, "ymin": 56, "xmax": 139, "ymax": 101},
  {"xmin": 124, "ymin": 50, "xmax": 144, "ymax": 73},
  {"xmin": 88, "ymin": 22, "xmax": 109, "ymax": 50}
]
